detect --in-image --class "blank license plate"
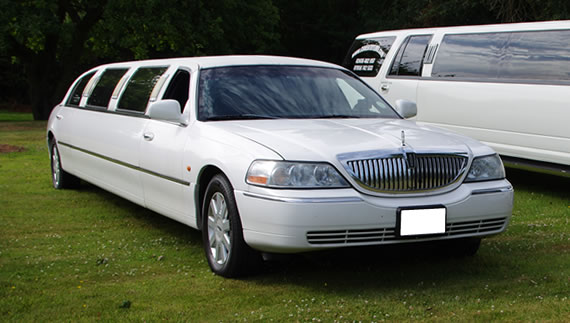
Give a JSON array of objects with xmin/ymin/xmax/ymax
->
[{"xmin": 399, "ymin": 208, "xmax": 446, "ymax": 236}]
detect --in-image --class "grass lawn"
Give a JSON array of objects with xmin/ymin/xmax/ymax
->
[{"xmin": 1, "ymin": 112, "xmax": 568, "ymax": 322}]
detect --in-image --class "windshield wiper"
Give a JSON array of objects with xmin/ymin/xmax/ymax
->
[
  {"xmin": 205, "ymin": 114, "xmax": 280, "ymax": 121},
  {"xmin": 241, "ymin": 114, "xmax": 280, "ymax": 119},
  {"xmin": 313, "ymin": 114, "xmax": 359, "ymax": 119}
]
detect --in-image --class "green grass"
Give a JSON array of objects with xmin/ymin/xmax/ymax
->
[
  {"xmin": 1, "ymin": 112, "xmax": 569, "ymax": 322},
  {"xmin": 0, "ymin": 110, "xmax": 34, "ymax": 122}
]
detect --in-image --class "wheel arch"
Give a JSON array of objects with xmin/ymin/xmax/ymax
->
[
  {"xmin": 195, "ymin": 165, "xmax": 226, "ymax": 230},
  {"xmin": 47, "ymin": 131, "xmax": 55, "ymax": 146}
]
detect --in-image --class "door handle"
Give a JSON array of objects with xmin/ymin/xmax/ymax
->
[
  {"xmin": 380, "ymin": 84, "xmax": 390, "ymax": 91},
  {"xmin": 143, "ymin": 132, "xmax": 155, "ymax": 141},
  {"xmin": 56, "ymin": 114, "xmax": 63, "ymax": 120}
]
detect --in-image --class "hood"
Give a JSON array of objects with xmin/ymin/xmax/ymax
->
[{"xmin": 206, "ymin": 118, "xmax": 476, "ymax": 162}]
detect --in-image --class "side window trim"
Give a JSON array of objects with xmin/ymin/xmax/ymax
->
[
  {"xmin": 388, "ymin": 37, "xmax": 410, "ymax": 76},
  {"xmin": 111, "ymin": 74, "xmax": 130, "ymax": 100},
  {"xmin": 149, "ymin": 72, "xmax": 170, "ymax": 103},
  {"xmin": 423, "ymin": 44, "xmax": 439, "ymax": 64},
  {"xmin": 387, "ymin": 34, "xmax": 433, "ymax": 78},
  {"xmin": 83, "ymin": 74, "xmax": 100, "ymax": 98},
  {"xmin": 66, "ymin": 71, "xmax": 96, "ymax": 107},
  {"xmin": 85, "ymin": 68, "xmax": 130, "ymax": 110},
  {"xmin": 161, "ymin": 68, "xmax": 191, "ymax": 113},
  {"xmin": 115, "ymin": 66, "xmax": 170, "ymax": 114}
]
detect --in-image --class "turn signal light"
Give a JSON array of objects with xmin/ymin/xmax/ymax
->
[{"xmin": 247, "ymin": 175, "xmax": 268, "ymax": 185}]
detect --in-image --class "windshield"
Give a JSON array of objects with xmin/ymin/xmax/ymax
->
[{"xmin": 197, "ymin": 65, "xmax": 399, "ymax": 121}]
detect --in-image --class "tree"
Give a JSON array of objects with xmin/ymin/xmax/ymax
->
[
  {"xmin": 1, "ymin": 0, "xmax": 108, "ymax": 120},
  {"xmin": 274, "ymin": 0, "xmax": 361, "ymax": 64},
  {"xmin": 1, "ymin": 0, "xmax": 279, "ymax": 120}
]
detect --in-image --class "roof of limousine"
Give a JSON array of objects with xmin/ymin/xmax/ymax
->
[
  {"xmin": 89, "ymin": 55, "xmax": 341, "ymax": 71},
  {"xmin": 356, "ymin": 20, "xmax": 570, "ymax": 39}
]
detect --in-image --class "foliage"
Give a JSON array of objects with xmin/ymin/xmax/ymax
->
[
  {"xmin": 0, "ymin": 0, "xmax": 280, "ymax": 120},
  {"xmin": 1, "ymin": 114, "xmax": 569, "ymax": 321},
  {"xmin": 90, "ymin": 0, "xmax": 280, "ymax": 60}
]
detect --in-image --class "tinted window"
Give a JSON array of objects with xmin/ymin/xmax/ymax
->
[
  {"xmin": 198, "ymin": 66, "xmax": 398, "ymax": 121},
  {"xmin": 432, "ymin": 30, "xmax": 570, "ymax": 81},
  {"xmin": 431, "ymin": 33, "xmax": 510, "ymax": 78},
  {"xmin": 501, "ymin": 30, "xmax": 570, "ymax": 81},
  {"xmin": 389, "ymin": 35, "xmax": 432, "ymax": 77},
  {"xmin": 343, "ymin": 37, "xmax": 396, "ymax": 77},
  {"xmin": 87, "ymin": 68, "xmax": 129, "ymax": 108},
  {"xmin": 117, "ymin": 67, "xmax": 168, "ymax": 112},
  {"xmin": 66, "ymin": 72, "xmax": 95, "ymax": 107},
  {"xmin": 163, "ymin": 70, "xmax": 190, "ymax": 112}
]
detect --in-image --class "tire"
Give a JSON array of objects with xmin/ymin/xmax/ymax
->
[
  {"xmin": 49, "ymin": 138, "xmax": 80, "ymax": 189},
  {"xmin": 201, "ymin": 174, "xmax": 261, "ymax": 277}
]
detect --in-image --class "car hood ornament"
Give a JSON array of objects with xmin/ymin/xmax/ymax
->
[{"xmin": 401, "ymin": 130, "xmax": 416, "ymax": 169}]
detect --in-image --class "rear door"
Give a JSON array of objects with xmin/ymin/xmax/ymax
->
[{"xmin": 68, "ymin": 67, "xmax": 151, "ymax": 205}]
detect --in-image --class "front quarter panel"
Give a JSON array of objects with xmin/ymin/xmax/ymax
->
[{"xmin": 185, "ymin": 121, "xmax": 283, "ymax": 193}]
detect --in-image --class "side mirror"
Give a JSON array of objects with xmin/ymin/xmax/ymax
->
[
  {"xmin": 395, "ymin": 99, "xmax": 417, "ymax": 119},
  {"xmin": 147, "ymin": 100, "xmax": 184, "ymax": 124}
]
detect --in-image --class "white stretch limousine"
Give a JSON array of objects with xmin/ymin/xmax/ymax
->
[
  {"xmin": 47, "ymin": 56, "xmax": 513, "ymax": 277},
  {"xmin": 344, "ymin": 20, "xmax": 570, "ymax": 176}
]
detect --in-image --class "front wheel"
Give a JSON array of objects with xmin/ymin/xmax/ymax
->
[{"xmin": 201, "ymin": 174, "xmax": 261, "ymax": 277}]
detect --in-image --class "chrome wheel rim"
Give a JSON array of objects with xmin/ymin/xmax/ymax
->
[
  {"xmin": 52, "ymin": 146, "xmax": 61, "ymax": 186},
  {"xmin": 207, "ymin": 192, "xmax": 231, "ymax": 265}
]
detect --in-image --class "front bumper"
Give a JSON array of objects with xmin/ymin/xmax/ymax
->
[{"xmin": 235, "ymin": 179, "xmax": 514, "ymax": 253}]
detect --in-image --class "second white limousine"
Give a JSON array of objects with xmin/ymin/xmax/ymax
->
[
  {"xmin": 345, "ymin": 20, "xmax": 570, "ymax": 177},
  {"xmin": 47, "ymin": 56, "xmax": 513, "ymax": 277}
]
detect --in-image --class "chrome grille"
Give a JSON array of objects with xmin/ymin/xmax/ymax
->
[
  {"xmin": 342, "ymin": 153, "xmax": 468, "ymax": 192},
  {"xmin": 306, "ymin": 218, "xmax": 508, "ymax": 245}
]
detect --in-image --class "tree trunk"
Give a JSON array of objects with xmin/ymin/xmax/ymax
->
[{"xmin": 25, "ymin": 43, "xmax": 64, "ymax": 120}]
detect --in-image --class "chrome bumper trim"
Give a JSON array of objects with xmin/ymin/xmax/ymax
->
[
  {"xmin": 242, "ymin": 192, "xmax": 363, "ymax": 204},
  {"xmin": 471, "ymin": 186, "xmax": 513, "ymax": 195}
]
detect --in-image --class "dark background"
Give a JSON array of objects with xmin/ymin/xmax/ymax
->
[{"xmin": 1, "ymin": 0, "xmax": 569, "ymax": 119}]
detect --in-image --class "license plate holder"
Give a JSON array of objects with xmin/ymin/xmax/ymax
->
[{"xmin": 397, "ymin": 206, "xmax": 446, "ymax": 237}]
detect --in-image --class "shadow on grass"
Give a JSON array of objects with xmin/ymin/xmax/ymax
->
[
  {"xmin": 249, "ymin": 242, "xmax": 511, "ymax": 294},
  {"xmin": 507, "ymin": 168, "xmax": 569, "ymax": 199},
  {"xmin": 79, "ymin": 182, "xmax": 202, "ymax": 246}
]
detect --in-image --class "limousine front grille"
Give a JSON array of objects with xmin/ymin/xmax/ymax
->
[
  {"xmin": 340, "ymin": 153, "xmax": 468, "ymax": 193},
  {"xmin": 306, "ymin": 217, "xmax": 508, "ymax": 245}
]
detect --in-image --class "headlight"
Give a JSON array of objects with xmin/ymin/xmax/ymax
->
[
  {"xmin": 246, "ymin": 160, "xmax": 350, "ymax": 188},
  {"xmin": 465, "ymin": 154, "xmax": 505, "ymax": 182}
]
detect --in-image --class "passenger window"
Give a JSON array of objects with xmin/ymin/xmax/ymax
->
[
  {"xmin": 87, "ymin": 68, "xmax": 129, "ymax": 108},
  {"xmin": 502, "ymin": 30, "xmax": 570, "ymax": 81},
  {"xmin": 431, "ymin": 33, "xmax": 510, "ymax": 79},
  {"xmin": 117, "ymin": 67, "xmax": 168, "ymax": 112},
  {"xmin": 162, "ymin": 70, "xmax": 190, "ymax": 112},
  {"xmin": 343, "ymin": 37, "xmax": 396, "ymax": 77},
  {"xmin": 389, "ymin": 35, "xmax": 432, "ymax": 77},
  {"xmin": 66, "ymin": 72, "xmax": 95, "ymax": 107}
]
